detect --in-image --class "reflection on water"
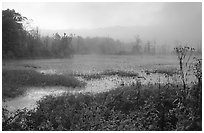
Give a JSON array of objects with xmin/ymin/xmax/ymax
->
[
  {"xmin": 37, "ymin": 69, "xmax": 62, "ymax": 75},
  {"xmin": 3, "ymin": 87, "xmax": 70, "ymax": 112},
  {"xmin": 3, "ymin": 76, "xmax": 126, "ymax": 112}
]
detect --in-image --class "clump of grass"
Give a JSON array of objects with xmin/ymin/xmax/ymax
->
[
  {"xmin": 2, "ymin": 69, "xmax": 86, "ymax": 99},
  {"xmin": 102, "ymin": 70, "xmax": 139, "ymax": 77},
  {"xmin": 73, "ymin": 70, "xmax": 139, "ymax": 80},
  {"xmin": 73, "ymin": 73, "xmax": 102, "ymax": 80},
  {"xmin": 145, "ymin": 68, "xmax": 178, "ymax": 76}
]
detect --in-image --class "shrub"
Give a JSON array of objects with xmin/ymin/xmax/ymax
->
[{"xmin": 2, "ymin": 82, "xmax": 201, "ymax": 131}]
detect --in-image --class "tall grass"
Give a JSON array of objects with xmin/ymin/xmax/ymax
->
[{"xmin": 2, "ymin": 69, "xmax": 85, "ymax": 99}]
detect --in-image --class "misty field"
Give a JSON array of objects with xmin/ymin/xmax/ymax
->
[
  {"xmin": 2, "ymin": 2, "xmax": 202, "ymax": 131},
  {"xmin": 2, "ymin": 54, "xmax": 202, "ymax": 131}
]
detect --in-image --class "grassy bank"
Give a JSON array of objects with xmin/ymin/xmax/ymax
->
[
  {"xmin": 2, "ymin": 69, "xmax": 86, "ymax": 99},
  {"xmin": 144, "ymin": 67, "xmax": 178, "ymax": 76},
  {"xmin": 2, "ymin": 82, "xmax": 202, "ymax": 131}
]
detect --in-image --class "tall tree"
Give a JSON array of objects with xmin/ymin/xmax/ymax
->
[{"xmin": 2, "ymin": 9, "xmax": 27, "ymax": 58}]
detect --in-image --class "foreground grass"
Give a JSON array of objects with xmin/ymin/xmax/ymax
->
[
  {"xmin": 2, "ymin": 69, "xmax": 85, "ymax": 99},
  {"xmin": 2, "ymin": 82, "xmax": 202, "ymax": 131}
]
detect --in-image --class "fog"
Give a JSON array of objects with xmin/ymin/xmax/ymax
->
[
  {"xmin": 3, "ymin": 2, "xmax": 202, "ymax": 47},
  {"xmin": 2, "ymin": 3, "xmax": 203, "ymax": 130}
]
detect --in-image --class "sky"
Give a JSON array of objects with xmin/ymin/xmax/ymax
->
[{"xmin": 2, "ymin": 2, "xmax": 202, "ymax": 45}]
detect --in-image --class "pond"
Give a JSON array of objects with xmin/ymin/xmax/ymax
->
[{"xmin": 2, "ymin": 55, "xmax": 197, "ymax": 112}]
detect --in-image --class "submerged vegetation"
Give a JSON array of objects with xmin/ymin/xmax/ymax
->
[{"xmin": 74, "ymin": 70, "xmax": 139, "ymax": 80}]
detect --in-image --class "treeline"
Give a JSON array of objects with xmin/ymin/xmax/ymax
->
[
  {"xmin": 2, "ymin": 9, "xmax": 73, "ymax": 59},
  {"xmin": 70, "ymin": 35, "xmax": 201, "ymax": 55},
  {"xmin": 71, "ymin": 36, "xmax": 164, "ymax": 55},
  {"xmin": 72, "ymin": 36, "xmax": 122, "ymax": 54},
  {"xmin": 2, "ymin": 9, "xmax": 201, "ymax": 59},
  {"xmin": 71, "ymin": 35, "xmax": 165, "ymax": 55}
]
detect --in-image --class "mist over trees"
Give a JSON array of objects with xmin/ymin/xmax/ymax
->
[
  {"xmin": 71, "ymin": 36, "xmax": 158, "ymax": 55},
  {"xmin": 2, "ymin": 9, "xmax": 202, "ymax": 59},
  {"xmin": 2, "ymin": 9, "xmax": 73, "ymax": 59}
]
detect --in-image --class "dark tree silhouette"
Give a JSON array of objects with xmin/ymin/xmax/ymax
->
[
  {"xmin": 2, "ymin": 9, "xmax": 74, "ymax": 59},
  {"xmin": 2, "ymin": 9, "xmax": 27, "ymax": 58}
]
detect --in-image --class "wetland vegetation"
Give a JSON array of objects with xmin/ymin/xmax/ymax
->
[
  {"xmin": 2, "ymin": 4, "xmax": 202, "ymax": 131},
  {"xmin": 2, "ymin": 54, "xmax": 202, "ymax": 131}
]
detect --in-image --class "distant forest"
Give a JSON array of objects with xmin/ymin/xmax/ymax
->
[{"xmin": 2, "ymin": 9, "xmax": 202, "ymax": 59}]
